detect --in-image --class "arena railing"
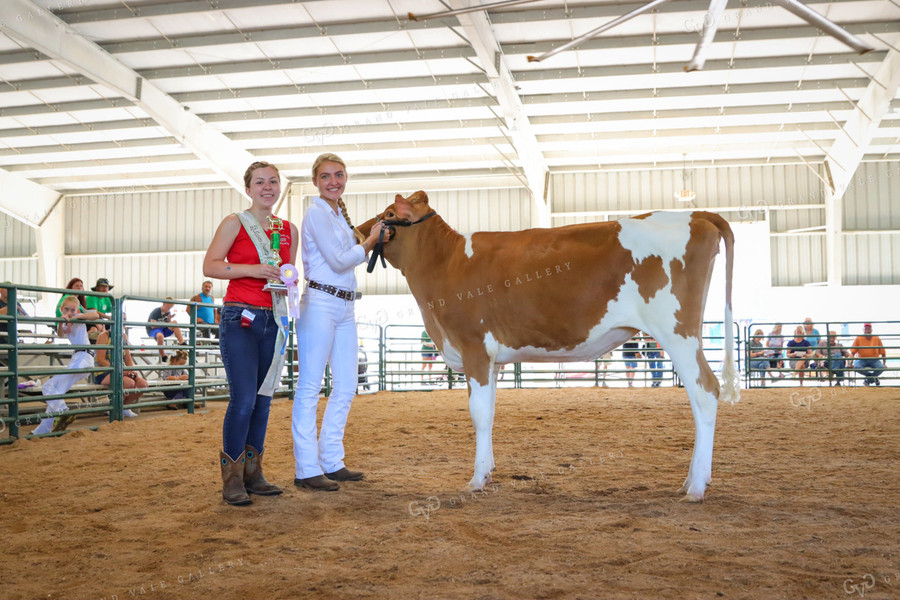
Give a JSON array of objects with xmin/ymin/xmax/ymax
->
[
  {"xmin": 0, "ymin": 284, "xmax": 240, "ymax": 444},
  {"xmin": 745, "ymin": 321, "xmax": 897, "ymax": 388},
  {"xmin": 1, "ymin": 283, "xmax": 117, "ymax": 443},
  {"xmin": 381, "ymin": 322, "xmax": 741, "ymax": 391}
]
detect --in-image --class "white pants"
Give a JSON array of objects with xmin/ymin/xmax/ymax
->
[
  {"xmin": 33, "ymin": 350, "xmax": 92, "ymax": 435},
  {"xmin": 291, "ymin": 290, "xmax": 359, "ymax": 479}
]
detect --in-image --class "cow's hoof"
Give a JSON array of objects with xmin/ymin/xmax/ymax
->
[
  {"xmin": 464, "ymin": 474, "xmax": 491, "ymax": 492},
  {"xmin": 679, "ymin": 493, "xmax": 704, "ymax": 503}
]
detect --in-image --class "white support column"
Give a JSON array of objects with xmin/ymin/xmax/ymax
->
[
  {"xmin": 450, "ymin": 0, "xmax": 550, "ymax": 226},
  {"xmin": 0, "ymin": 0, "xmax": 256, "ymax": 196},
  {"xmin": 823, "ymin": 40, "xmax": 900, "ymax": 286},
  {"xmin": 34, "ymin": 200, "xmax": 65, "ymax": 314}
]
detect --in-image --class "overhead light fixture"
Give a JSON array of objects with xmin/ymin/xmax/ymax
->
[{"xmin": 675, "ymin": 154, "xmax": 696, "ymax": 202}]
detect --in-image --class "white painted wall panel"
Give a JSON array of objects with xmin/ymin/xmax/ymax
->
[
  {"xmin": 843, "ymin": 233, "xmax": 900, "ymax": 286},
  {"xmin": 843, "ymin": 161, "xmax": 900, "ymax": 231},
  {"xmin": 1, "ymin": 215, "xmax": 35, "ymax": 257},
  {"xmin": 770, "ymin": 233, "xmax": 826, "ymax": 286},
  {"xmin": 65, "ymin": 188, "xmax": 247, "ymax": 256},
  {"xmin": 0, "ymin": 257, "xmax": 38, "ymax": 287}
]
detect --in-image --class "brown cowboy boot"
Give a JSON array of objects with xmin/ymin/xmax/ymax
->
[
  {"xmin": 219, "ymin": 451, "xmax": 252, "ymax": 506},
  {"xmin": 244, "ymin": 445, "xmax": 283, "ymax": 496}
]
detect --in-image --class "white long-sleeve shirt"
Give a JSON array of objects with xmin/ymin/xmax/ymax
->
[{"xmin": 301, "ymin": 196, "xmax": 366, "ymax": 290}]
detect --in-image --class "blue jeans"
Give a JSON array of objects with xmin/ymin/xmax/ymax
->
[
  {"xmin": 854, "ymin": 358, "xmax": 885, "ymax": 378},
  {"xmin": 219, "ymin": 305, "xmax": 279, "ymax": 460},
  {"xmin": 646, "ymin": 352, "xmax": 663, "ymax": 380}
]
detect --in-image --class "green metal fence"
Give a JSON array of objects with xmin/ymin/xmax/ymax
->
[
  {"xmin": 4, "ymin": 281, "xmax": 896, "ymax": 444},
  {"xmin": 1, "ymin": 284, "xmax": 238, "ymax": 444},
  {"xmin": 744, "ymin": 321, "xmax": 897, "ymax": 388}
]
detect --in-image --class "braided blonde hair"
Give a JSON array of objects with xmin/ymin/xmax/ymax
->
[{"xmin": 312, "ymin": 153, "xmax": 365, "ymax": 243}]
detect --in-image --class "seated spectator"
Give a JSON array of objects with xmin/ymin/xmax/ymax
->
[
  {"xmin": 785, "ymin": 326, "xmax": 813, "ymax": 385},
  {"xmin": 147, "ymin": 298, "xmax": 186, "ymax": 362},
  {"xmin": 161, "ymin": 349, "xmax": 190, "ymax": 409},
  {"xmin": 32, "ymin": 295, "xmax": 100, "ymax": 434},
  {"xmin": 0, "ymin": 282, "xmax": 27, "ymax": 319},
  {"xmin": 84, "ymin": 278, "xmax": 114, "ymax": 332},
  {"xmin": 852, "ymin": 323, "xmax": 886, "ymax": 386},
  {"xmin": 94, "ymin": 329, "xmax": 148, "ymax": 417},
  {"xmin": 802, "ymin": 317, "xmax": 823, "ymax": 370},
  {"xmin": 749, "ymin": 329, "xmax": 772, "ymax": 384},
  {"xmin": 55, "ymin": 278, "xmax": 87, "ymax": 315},
  {"xmin": 767, "ymin": 323, "xmax": 785, "ymax": 378},
  {"xmin": 55, "ymin": 277, "xmax": 102, "ymax": 338},
  {"xmin": 821, "ymin": 331, "xmax": 851, "ymax": 386}
]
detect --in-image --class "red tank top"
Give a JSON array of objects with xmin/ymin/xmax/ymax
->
[{"xmin": 224, "ymin": 218, "xmax": 293, "ymax": 307}]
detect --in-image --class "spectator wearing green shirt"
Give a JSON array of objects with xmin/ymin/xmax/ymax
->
[{"xmin": 85, "ymin": 278, "xmax": 114, "ymax": 331}]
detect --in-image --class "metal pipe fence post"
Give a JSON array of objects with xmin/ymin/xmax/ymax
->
[
  {"xmin": 110, "ymin": 300, "xmax": 124, "ymax": 422},
  {"xmin": 7, "ymin": 285, "xmax": 20, "ymax": 439}
]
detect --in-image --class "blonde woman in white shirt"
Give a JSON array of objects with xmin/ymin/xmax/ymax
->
[{"xmin": 292, "ymin": 153, "xmax": 389, "ymax": 491}]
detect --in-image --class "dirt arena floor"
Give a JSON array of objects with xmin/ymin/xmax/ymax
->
[{"xmin": 2, "ymin": 385, "xmax": 899, "ymax": 600}]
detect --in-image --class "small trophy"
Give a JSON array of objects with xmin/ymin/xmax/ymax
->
[{"xmin": 262, "ymin": 215, "xmax": 287, "ymax": 293}]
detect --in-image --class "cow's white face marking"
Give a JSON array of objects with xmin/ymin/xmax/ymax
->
[
  {"xmin": 464, "ymin": 233, "xmax": 475, "ymax": 258},
  {"xmin": 618, "ymin": 212, "xmax": 692, "ymax": 272}
]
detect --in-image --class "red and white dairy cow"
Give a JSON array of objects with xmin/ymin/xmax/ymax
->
[{"xmin": 361, "ymin": 191, "xmax": 739, "ymax": 501}]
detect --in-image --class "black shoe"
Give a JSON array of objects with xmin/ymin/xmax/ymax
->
[
  {"xmin": 294, "ymin": 475, "xmax": 339, "ymax": 491},
  {"xmin": 874, "ymin": 378, "xmax": 880, "ymax": 386},
  {"xmin": 324, "ymin": 467, "xmax": 365, "ymax": 482}
]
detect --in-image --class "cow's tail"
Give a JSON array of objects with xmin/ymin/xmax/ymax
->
[{"xmin": 710, "ymin": 213, "xmax": 740, "ymax": 405}]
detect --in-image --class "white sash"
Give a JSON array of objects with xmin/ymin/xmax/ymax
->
[{"xmin": 235, "ymin": 211, "xmax": 289, "ymax": 396}]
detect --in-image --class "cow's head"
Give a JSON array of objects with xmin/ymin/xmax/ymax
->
[{"xmin": 358, "ymin": 191, "xmax": 435, "ymax": 273}]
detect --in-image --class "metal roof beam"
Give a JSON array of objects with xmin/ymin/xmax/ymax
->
[
  {"xmin": 0, "ymin": 166, "xmax": 61, "ymax": 228},
  {"xmin": 0, "ymin": 0, "xmax": 256, "ymax": 196},
  {"xmin": 57, "ymin": 0, "xmax": 325, "ymax": 23},
  {"xmin": 824, "ymin": 38, "xmax": 900, "ymax": 286},
  {"xmin": 2, "ymin": 48, "xmax": 885, "ymax": 95},
  {"xmin": 450, "ymin": 0, "xmax": 549, "ymax": 221},
  {"xmin": 2, "ymin": 10, "xmax": 889, "ymax": 69}
]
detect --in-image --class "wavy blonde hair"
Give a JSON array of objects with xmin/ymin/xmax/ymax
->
[{"xmin": 312, "ymin": 153, "xmax": 364, "ymax": 243}]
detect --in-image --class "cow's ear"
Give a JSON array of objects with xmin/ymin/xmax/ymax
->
[{"xmin": 408, "ymin": 190, "xmax": 429, "ymax": 205}]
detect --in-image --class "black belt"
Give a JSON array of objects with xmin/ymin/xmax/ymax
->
[
  {"xmin": 308, "ymin": 280, "xmax": 361, "ymax": 302},
  {"xmin": 223, "ymin": 302, "xmax": 273, "ymax": 311}
]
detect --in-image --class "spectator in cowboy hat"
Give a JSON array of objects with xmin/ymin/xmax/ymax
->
[{"xmin": 85, "ymin": 278, "xmax": 114, "ymax": 332}]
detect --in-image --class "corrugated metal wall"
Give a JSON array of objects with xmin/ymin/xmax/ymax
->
[
  {"xmin": 295, "ymin": 187, "xmax": 533, "ymax": 296},
  {"xmin": 4, "ymin": 161, "xmax": 896, "ymax": 296},
  {"xmin": 0, "ymin": 216, "xmax": 37, "ymax": 285},
  {"xmin": 62, "ymin": 188, "xmax": 248, "ymax": 300},
  {"xmin": 841, "ymin": 161, "xmax": 900, "ymax": 286},
  {"xmin": 550, "ymin": 164, "xmax": 834, "ymax": 286}
]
